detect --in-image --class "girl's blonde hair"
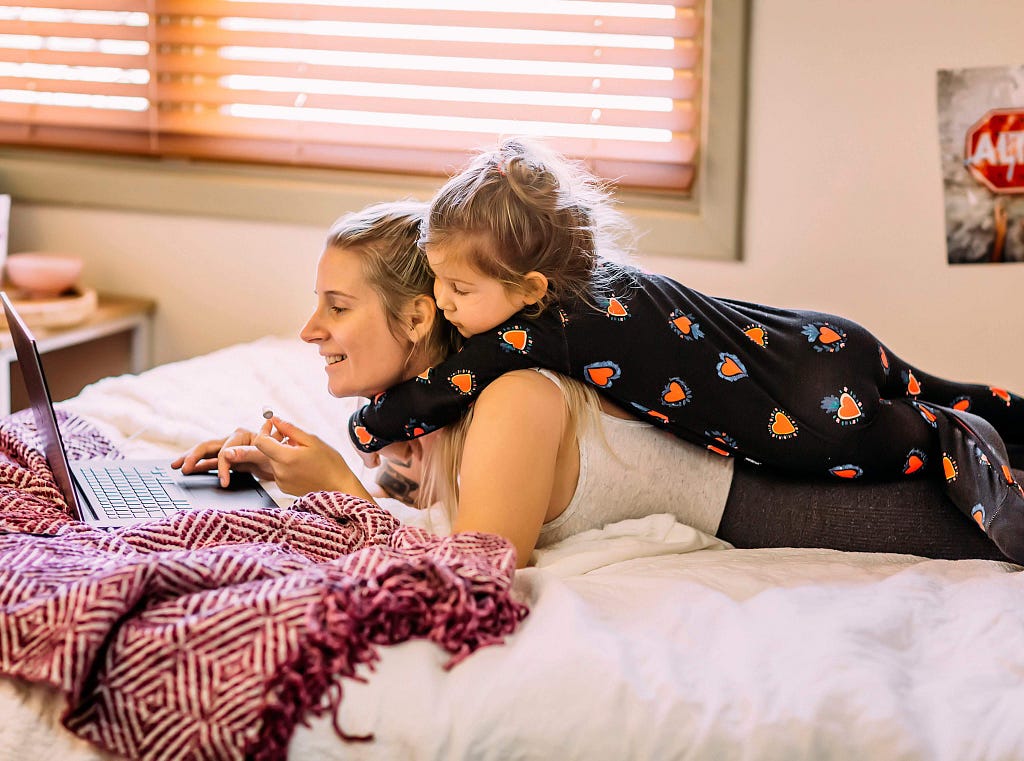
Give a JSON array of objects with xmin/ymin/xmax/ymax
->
[
  {"xmin": 421, "ymin": 137, "xmax": 634, "ymax": 313},
  {"xmin": 325, "ymin": 200, "xmax": 460, "ymax": 363}
]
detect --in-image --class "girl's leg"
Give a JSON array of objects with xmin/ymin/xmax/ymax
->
[
  {"xmin": 927, "ymin": 404, "xmax": 1024, "ymax": 563},
  {"xmin": 879, "ymin": 347, "xmax": 1024, "ymax": 449}
]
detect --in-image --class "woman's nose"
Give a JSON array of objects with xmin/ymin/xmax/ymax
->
[{"xmin": 299, "ymin": 314, "xmax": 324, "ymax": 343}]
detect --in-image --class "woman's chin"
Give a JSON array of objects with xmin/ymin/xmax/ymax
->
[
  {"xmin": 327, "ymin": 377, "xmax": 373, "ymax": 400},
  {"xmin": 326, "ymin": 375, "xmax": 354, "ymax": 398},
  {"xmin": 328, "ymin": 383, "xmax": 361, "ymax": 399}
]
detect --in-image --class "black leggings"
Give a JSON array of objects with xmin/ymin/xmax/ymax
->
[
  {"xmin": 719, "ymin": 461, "xmax": 1023, "ymax": 562},
  {"xmin": 700, "ymin": 319, "xmax": 1024, "ymax": 563}
]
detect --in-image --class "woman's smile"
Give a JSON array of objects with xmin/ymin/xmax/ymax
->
[{"xmin": 301, "ymin": 245, "xmax": 424, "ymax": 399}]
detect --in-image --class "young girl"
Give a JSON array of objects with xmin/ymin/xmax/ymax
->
[{"xmin": 349, "ymin": 138, "xmax": 1024, "ymax": 562}]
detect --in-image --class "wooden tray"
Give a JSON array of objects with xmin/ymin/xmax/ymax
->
[{"xmin": 0, "ymin": 287, "xmax": 98, "ymax": 329}]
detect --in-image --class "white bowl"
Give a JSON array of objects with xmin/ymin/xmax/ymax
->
[{"xmin": 4, "ymin": 252, "xmax": 83, "ymax": 298}]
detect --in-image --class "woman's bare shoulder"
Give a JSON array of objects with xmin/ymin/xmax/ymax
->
[{"xmin": 474, "ymin": 369, "xmax": 564, "ymax": 414}]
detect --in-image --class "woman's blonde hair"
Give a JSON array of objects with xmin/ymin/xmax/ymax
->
[
  {"xmin": 420, "ymin": 137, "xmax": 634, "ymax": 314},
  {"xmin": 325, "ymin": 200, "xmax": 460, "ymax": 363}
]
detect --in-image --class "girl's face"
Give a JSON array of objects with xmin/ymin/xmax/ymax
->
[
  {"xmin": 300, "ymin": 246, "xmax": 419, "ymax": 399},
  {"xmin": 426, "ymin": 235, "xmax": 536, "ymax": 337}
]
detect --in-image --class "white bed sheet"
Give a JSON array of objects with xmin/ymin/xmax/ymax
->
[{"xmin": 2, "ymin": 336, "xmax": 1022, "ymax": 761}]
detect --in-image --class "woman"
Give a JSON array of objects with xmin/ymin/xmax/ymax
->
[{"xmin": 174, "ymin": 201, "xmax": 1017, "ymax": 568}]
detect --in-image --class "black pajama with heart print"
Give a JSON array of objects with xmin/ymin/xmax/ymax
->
[{"xmin": 349, "ymin": 261, "xmax": 1024, "ymax": 563}]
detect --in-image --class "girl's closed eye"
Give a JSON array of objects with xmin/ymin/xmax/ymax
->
[{"xmin": 450, "ymin": 282, "xmax": 468, "ymax": 296}]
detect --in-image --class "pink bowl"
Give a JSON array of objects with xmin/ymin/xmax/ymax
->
[{"xmin": 4, "ymin": 252, "xmax": 84, "ymax": 298}]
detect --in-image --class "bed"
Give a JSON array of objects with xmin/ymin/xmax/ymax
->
[{"xmin": 1, "ymin": 336, "xmax": 1022, "ymax": 761}]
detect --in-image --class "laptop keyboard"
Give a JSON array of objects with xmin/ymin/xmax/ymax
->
[{"xmin": 79, "ymin": 465, "xmax": 191, "ymax": 520}]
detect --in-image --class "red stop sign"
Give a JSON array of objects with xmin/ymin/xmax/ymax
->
[{"xmin": 964, "ymin": 109, "xmax": 1024, "ymax": 193}]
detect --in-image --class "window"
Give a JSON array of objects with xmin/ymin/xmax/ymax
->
[
  {"xmin": 0, "ymin": 0, "xmax": 746, "ymax": 258},
  {"xmin": 1, "ymin": 0, "xmax": 707, "ymax": 191}
]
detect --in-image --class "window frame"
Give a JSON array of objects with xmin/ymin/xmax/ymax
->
[{"xmin": 0, "ymin": 0, "xmax": 747, "ymax": 260}]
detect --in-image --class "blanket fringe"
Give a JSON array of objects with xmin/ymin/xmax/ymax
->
[{"xmin": 253, "ymin": 552, "xmax": 528, "ymax": 759}]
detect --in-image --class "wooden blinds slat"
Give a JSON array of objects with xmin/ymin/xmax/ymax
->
[
  {"xmin": 0, "ymin": 0, "xmax": 705, "ymax": 191},
  {"xmin": 0, "ymin": 2, "xmax": 153, "ymax": 140}
]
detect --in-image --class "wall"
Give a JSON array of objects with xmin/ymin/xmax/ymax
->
[{"xmin": 7, "ymin": 0, "xmax": 1024, "ymax": 387}]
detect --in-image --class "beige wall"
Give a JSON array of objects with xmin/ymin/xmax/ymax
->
[{"xmin": 8, "ymin": 0, "xmax": 1024, "ymax": 387}]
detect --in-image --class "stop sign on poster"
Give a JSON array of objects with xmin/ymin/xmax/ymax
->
[{"xmin": 964, "ymin": 109, "xmax": 1024, "ymax": 193}]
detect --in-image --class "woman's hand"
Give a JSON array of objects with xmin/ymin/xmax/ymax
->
[
  {"xmin": 171, "ymin": 427, "xmax": 277, "ymax": 487},
  {"xmin": 253, "ymin": 416, "xmax": 374, "ymax": 500}
]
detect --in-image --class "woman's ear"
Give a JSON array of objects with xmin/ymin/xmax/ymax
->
[
  {"xmin": 405, "ymin": 294, "xmax": 437, "ymax": 342},
  {"xmin": 520, "ymin": 271, "xmax": 549, "ymax": 305}
]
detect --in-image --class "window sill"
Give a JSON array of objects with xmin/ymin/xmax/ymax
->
[{"xmin": 1, "ymin": 146, "xmax": 739, "ymax": 261}]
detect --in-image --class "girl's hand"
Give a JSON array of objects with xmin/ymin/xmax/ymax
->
[
  {"xmin": 355, "ymin": 448, "xmax": 381, "ymax": 470},
  {"xmin": 254, "ymin": 416, "xmax": 372, "ymax": 500},
  {"xmin": 171, "ymin": 427, "xmax": 277, "ymax": 487},
  {"xmin": 374, "ymin": 437, "xmax": 434, "ymax": 506}
]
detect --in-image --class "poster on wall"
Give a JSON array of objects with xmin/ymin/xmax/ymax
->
[{"xmin": 937, "ymin": 65, "xmax": 1024, "ymax": 264}]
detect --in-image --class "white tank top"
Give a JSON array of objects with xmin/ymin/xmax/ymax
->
[{"xmin": 535, "ymin": 370, "xmax": 735, "ymax": 548}]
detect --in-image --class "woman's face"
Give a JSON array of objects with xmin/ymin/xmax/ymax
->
[{"xmin": 300, "ymin": 246, "xmax": 419, "ymax": 399}]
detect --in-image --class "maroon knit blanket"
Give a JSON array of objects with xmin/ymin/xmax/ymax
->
[{"xmin": 0, "ymin": 411, "xmax": 527, "ymax": 760}]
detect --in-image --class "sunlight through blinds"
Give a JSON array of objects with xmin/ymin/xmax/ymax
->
[{"xmin": 0, "ymin": 1, "xmax": 704, "ymax": 191}]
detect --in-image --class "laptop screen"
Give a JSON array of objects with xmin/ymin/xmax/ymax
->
[{"xmin": 1, "ymin": 291, "xmax": 83, "ymax": 519}]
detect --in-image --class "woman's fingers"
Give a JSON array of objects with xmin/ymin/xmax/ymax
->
[
  {"xmin": 250, "ymin": 416, "xmax": 352, "ymax": 496},
  {"xmin": 268, "ymin": 416, "xmax": 309, "ymax": 445},
  {"xmin": 217, "ymin": 445, "xmax": 268, "ymax": 486},
  {"xmin": 173, "ymin": 438, "xmax": 229, "ymax": 473},
  {"xmin": 173, "ymin": 420, "xmax": 282, "ymax": 487},
  {"xmin": 259, "ymin": 417, "xmax": 279, "ymax": 440},
  {"xmin": 254, "ymin": 417, "xmax": 309, "ymax": 456},
  {"xmin": 189, "ymin": 457, "xmax": 220, "ymax": 472}
]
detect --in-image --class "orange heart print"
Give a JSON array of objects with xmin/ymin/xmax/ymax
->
[
  {"xmin": 743, "ymin": 325, "xmax": 767, "ymax": 347},
  {"xmin": 836, "ymin": 392, "xmax": 862, "ymax": 420},
  {"xmin": 449, "ymin": 371, "xmax": 475, "ymax": 395},
  {"xmin": 942, "ymin": 454, "xmax": 958, "ymax": 482},
  {"xmin": 673, "ymin": 315, "xmax": 693, "ymax": 334},
  {"xmin": 501, "ymin": 329, "xmax": 528, "ymax": 351},
  {"xmin": 606, "ymin": 298, "xmax": 629, "ymax": 318},
  {"xmin": 831, "ymin": 467, "xmax": 861, "ymax": 479},
  {"xmin": 904, "ymin": 454, "xmax": 925, "ymax": 475},
  {"xmin": 662, "ymin": 381, "xmax": 687, "ymax": 404},
  {"xmin": 991, "ymin": 387, "xmax": 1012, "ymax": 406},
  {"xmin": 720, "ymin": 357, "xmax": 742, "ymax": 376},
  {"xmin": 769, "ymin": 409, "xmax": 798, "ymax": 439},
  {"xmin": 906, "ymin": 371, "xmax": 921, "ymax": 396},
  {"xmin": 818, "ymin": 326, "xmax": 842, "ymax": 344},
  {"xmin": 584, "ymin": 361, "xmax": 621, "ymax": 388}
]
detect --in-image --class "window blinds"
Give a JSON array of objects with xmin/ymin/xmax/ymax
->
[{"xmin": 0, "ymin": 1, "xmax": 703, "ymax": 191}]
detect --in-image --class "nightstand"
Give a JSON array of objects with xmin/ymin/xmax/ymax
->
[{"xmin": 0, "ymin": 294, "xmax": 155, "ymax": 416}]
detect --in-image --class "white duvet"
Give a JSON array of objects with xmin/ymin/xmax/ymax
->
[{"xmin": 1, "ymin": 337, "xmax": 1022, "ymax": 761}]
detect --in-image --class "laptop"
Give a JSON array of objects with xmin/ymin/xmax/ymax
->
[{"xmin": 1, "ymin": 291, "xmax": 277, "ymax": 527}]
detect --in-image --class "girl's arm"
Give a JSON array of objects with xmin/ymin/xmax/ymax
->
[
  {"xmin": 349, "ymin": 308, "xmax": 570, "ymax": 453},
  {"xmin": 452, "ymin": 370, "xmax": 569, "ymax": 568}
]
